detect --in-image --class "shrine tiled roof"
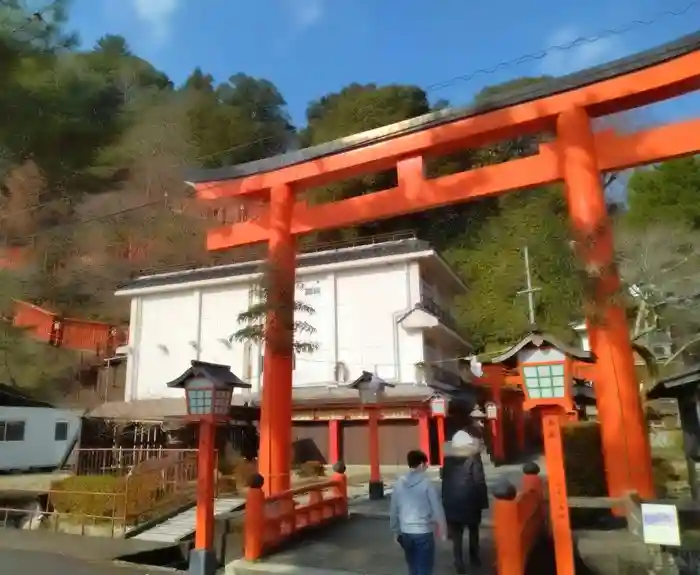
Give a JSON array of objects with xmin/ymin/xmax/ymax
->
[{"xmin": 116, "ymin": 237, "xmax": 432, "ymax": 293}]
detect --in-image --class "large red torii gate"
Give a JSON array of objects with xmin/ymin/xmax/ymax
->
[{"xmin": 187, "ymin": 32, "xmax": 700, "ymax": 498}]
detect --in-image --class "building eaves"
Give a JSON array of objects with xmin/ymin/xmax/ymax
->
[{"xmin": 116, "ymin": 238, "xmax": 434, "ymax": 293}]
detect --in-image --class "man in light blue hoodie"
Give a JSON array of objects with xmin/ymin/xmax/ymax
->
[{"xmin": 390, "ymin": 450, "xmax": 447, "ymax": 575}]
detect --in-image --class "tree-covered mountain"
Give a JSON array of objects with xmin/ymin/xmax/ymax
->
[{"xmin": 0, "ymin": 1, "xmax": 694, "ymax": 394}]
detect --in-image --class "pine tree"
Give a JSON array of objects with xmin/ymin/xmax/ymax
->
[{"xmin": 234, "ymin": 263, "xmax": 318, "ymax": 355}]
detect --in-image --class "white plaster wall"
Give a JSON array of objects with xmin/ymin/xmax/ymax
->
[
  {"xmin": 198, "ymin": 285, "xmax": 252, "ymax": 393},
  {"xmin": 125, "ymin": 257, "xmax": 449, "ymax": 400},
  {"xmin": 293, "ymin": 274, "xmax": 337, "ymax": 386},
  {"xmin": 131, "ymin": 292, "xmax": 200, "ymax": 399},
  {"xmin": 334, "ymin": 262, "xmax": 422, "ymax": 383}
]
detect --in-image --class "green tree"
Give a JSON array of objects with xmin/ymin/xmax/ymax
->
[
  {"xmin": 234, "ymin": 265, "xmax": 318, "ymax": 354},
  {"xmin": 184, "ymin": 71, "xmax": 294, "ymax": 168},
  {"xmin": 302, "ymin": 83, "xmax": 430, "ymax": 206},
  {"xmin": 625, "ymin": 157, "xmax": 700, "ymax": 228},
  {"xmin": 447, "ymin": 187, "xmax": 581, "ymax": 350}
]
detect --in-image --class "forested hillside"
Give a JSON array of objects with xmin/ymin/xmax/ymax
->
[{"xmin": 0, "ymin": 0, "xmax": 697, "ymax": 396}]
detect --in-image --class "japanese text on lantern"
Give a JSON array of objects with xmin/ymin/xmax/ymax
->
[{"xmin": 544, "ymin": 416, "xmax": 568, "ymax": 522}]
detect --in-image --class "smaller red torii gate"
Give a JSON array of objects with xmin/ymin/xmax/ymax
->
[{"xmin": 186, "ymin": 32, "xmax": 700, "ymax": 498}]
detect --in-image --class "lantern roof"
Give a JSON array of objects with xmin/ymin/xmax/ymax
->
[
  {"xmin": 486, "ymin": 328, "xmax": 594, "ymax": 365},
  {"xmin": 647, "ymin": 365, "xmax": 700, "ymax": 400},
  {"xmin": 572, "ymin": 380, "xmax": 596, "ymax": 405},
  {"xmin": 347, "ymin": 371, "xmax": 396, "ymax": 391},
  {"xmin": 165, "ymin": 360, "xmax": 251, "ymax": 390},
  {"xmin": 427, "ymin": 378, "xmax": 480, "ymax": 405}
]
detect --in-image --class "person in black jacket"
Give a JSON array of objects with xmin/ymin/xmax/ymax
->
[{"xmin": 440, "ymin": 431, "xmax": 488, "ymax": 573}]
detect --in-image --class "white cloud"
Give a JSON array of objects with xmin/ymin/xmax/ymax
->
[
  {"xmin": 539, "ymin": 27, "xmax": 624, "ymax": 76},
  {"xmin": 130, "ymin": 0, "xmax": 180, "ymax": 46},
  {"xmin": 287, "ymin": 0, "xmax": 325, "ymax": 31}
]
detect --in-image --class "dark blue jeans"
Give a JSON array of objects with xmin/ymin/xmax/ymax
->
[{"xmin": 399, "ymin": 532, "xmax": 435, "ymax": 575}]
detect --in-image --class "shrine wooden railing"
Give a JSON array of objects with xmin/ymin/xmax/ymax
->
[
  {"xmin": 493, "ymin": 462, "xmax": 546, "ymax": 575},
  {"xmin": 243, "ymin": 462, "xmax": 348, "ymax": 560}
]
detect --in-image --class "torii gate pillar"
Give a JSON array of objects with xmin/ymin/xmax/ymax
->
[
  {"xmin": 258, "ymin": 184, "xmax": 295, "ymax": 495},
  {"xmin": 557, "ymin": 107, "xmax": 655, "ymax": 499}
]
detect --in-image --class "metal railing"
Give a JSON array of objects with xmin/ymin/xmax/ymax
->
[
  {"xmin": 0, "ymin": 489, "xmax": 127, "ymax": 538},
  {"xmin": 417, "ymin": 295, "xmax": 472, "ymax": 342},
  {"xmin": 70, "ymin": 447, "xmax": 199, "ymax": 477},
  {"xmin": 0, "ymin": 450, "xmax": 202, "ymax": 538}
]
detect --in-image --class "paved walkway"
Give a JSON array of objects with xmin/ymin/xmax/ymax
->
[
  {"xmin": 228, "ymin": 514, "xmax": 495, "ymax": 575},
  {"xmin": 0, "ymin": 528, "xmax": 171, "ymax": 562},
  {"xmin": 0, "ymin": 548, "xmax": 159, "ymax": 575},
  {"xmin": 227, "ymin": 459, "xmax": 541, "ymax": 575}
]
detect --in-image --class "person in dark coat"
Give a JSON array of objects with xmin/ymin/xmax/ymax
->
[{"xmin": 441, "ymin": 432, "xmax": 488, "ymax": 573}]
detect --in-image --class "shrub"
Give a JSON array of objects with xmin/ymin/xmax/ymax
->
[
  {"xmin": 562, "ymin": 421, "xmax": 607, "ymax": 497},
  {"xmin": 50, "ymin": 475, "xmax": 127, "ymax": 519},
  {"xmin": 232, "ymin": 459, "xmax": 257, "ymax": 489},
  {"xmin": 296, "ymin": 460, "xmax": 326, "ymax": 479},
  {"xmin": 50, "ymin": 471, "xmax": 187, "ymax": 523}
]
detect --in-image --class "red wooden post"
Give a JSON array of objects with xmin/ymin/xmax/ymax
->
[
  {"xmin": 541, "ymin": 409, "xmax": 575, "ymax": 575},
  {"xmin": 418, "ymin": 412, "xmax": 430, "ymax": 459},
  {"xmin": 328, "ymin": 419, "xmax": 340, "ymax": 464},
  {"xmin": 435, "ymin": 414, "xmax": 446, "ymax": 465},
  {"xmin": 493, "ymin": 485, "xmax": 522, "ymax": 575},
  {"xmin": 244, "ymin": 475, "xmax": 266, "ymax": 560},
  {"xmin": 332, "ymin": 466, "xmax": 349, "ymax": 517},
  {"xmin": 195, "ymin": 419, "xmax": 216, "ymax": 551},
  {"xmin": 188, "ymin": 418, "xmax": 218, "ymax": 574}
]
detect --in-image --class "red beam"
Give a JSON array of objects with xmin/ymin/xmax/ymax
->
[
  {"xmin": 196, "ymin": 50, "xmax": 700, "ymax": 199},
  {"xmin": 206, "ymin": 118, "xmax": 700, "ymax": 250}
]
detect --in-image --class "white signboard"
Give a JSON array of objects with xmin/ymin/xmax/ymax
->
[{"xmin": 641, "ymin": 503, "xmax": 681, "ymax": 547}]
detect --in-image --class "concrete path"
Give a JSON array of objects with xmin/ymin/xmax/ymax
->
[
  {"xmin": 0, "ymin": 548, "xmax": 161, "ymax": 575},
  {"xmin": 227, "ymin": 514, "xmax": 495, "ymax": 575},
  {"xmin": 226, "ymin": 458, "xmax": 540, "ymax": 575}
]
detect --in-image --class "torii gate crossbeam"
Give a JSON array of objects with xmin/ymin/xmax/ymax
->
[{"xmin": 186, "ymin": 31, "xmax": 700, "ymax": 499}]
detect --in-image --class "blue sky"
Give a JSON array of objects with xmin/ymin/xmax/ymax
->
[{"xmin": 67, "ymin": 0, "xmax": 700, "ymax": 127}]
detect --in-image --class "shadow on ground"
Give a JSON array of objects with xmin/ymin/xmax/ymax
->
[
  {"xmin": 525, "ymin": 534, "xmax": 647, "ymax": 575},
  {"xmin": 525, "ymin": 536, "xmax": 588, "ymax": 575}
]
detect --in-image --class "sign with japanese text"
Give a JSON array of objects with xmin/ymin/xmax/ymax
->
[{"xmin": 641, "ymin": 503, "xmax": 681, "ymax": 547}]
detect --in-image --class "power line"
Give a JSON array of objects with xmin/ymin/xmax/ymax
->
[{"xmin": 424, "ymin": 1, "xmax": 700, "ymax": 91}]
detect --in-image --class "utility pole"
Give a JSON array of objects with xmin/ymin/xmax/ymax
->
[{"xmin": 516, "ymin": 245, "xmax": 541, "ymax": 325}]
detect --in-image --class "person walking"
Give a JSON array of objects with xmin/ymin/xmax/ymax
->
[
  {"xmin": 441, "ymin": 430, "xmax": 489, "ymax": 573},
  {"xmin": 390, "ymin": 449, "xmax": 447, "ymax": 575}
]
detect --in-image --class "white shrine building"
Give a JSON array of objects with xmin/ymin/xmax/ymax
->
[{"xmin": 96, "ymin": 236, "xmax": 482, "ymax": 465}]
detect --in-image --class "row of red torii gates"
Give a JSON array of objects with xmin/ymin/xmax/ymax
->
[{"xmin": 186, "ymin": 32, "xmax": 700, "ymax": 501}]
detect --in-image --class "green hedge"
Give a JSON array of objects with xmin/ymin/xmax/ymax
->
[
  {"xmin": 50, "ymin": 472, "xmax": 187, "ymax": 523},
  {"xmin": 562, "ymin": 421, "xmax": 607, "ymax": 497},
  {"xmin": 562, "ymin": 421, "xmax": 688, "ymax": 499},
  {"xmin": 50, "ymin": 475, "xmax": 127, "ymax": 519}
]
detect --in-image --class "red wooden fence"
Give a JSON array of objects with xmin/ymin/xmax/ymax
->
[{"xmin": 11, "ymin": 300, "xmax": 127, "ymax": 356}]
